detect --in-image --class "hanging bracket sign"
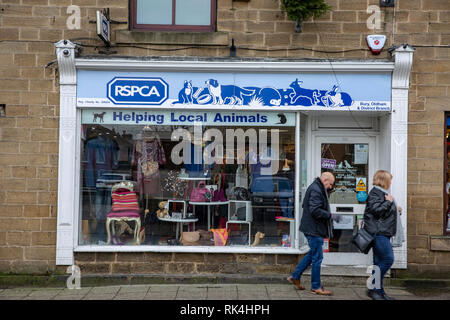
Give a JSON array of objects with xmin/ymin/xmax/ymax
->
[{"xmin": 96, "ymin": 9, "xmax": 111, "ymax": 46}]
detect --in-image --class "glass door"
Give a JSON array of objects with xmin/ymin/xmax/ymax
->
[{"xmin": 314, "ymin": 136, "xmax": 376, "ymax": 265}]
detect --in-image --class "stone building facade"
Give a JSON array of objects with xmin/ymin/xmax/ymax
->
[{"xmin": 0, "ymin": 0, "xmax": 449, "ymax": 279}]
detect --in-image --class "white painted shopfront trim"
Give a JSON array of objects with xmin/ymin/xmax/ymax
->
[
  {"xmin": 55, "ymin": 40, "xmax": 413, "ymax": 268},
  {"xmin": 73, "ymin": 245, "xmax": 302, "ymax": 254},
  {"xmin": 75, "ymin": 58, "xmax": 395, "ymax": 73}
]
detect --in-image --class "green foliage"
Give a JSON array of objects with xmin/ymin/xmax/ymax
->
[{"xmin": 280, "ymin": 0, "xmax": 331, "ymax": 23}]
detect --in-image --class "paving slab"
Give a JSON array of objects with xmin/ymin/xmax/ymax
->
[
  {"xmin": 83, "ymin": 294, "xmax": 117, "ymax": 300},
  {"xmin": 206, "ymin": 286, "xmax": 238, "ymax": 300},
  {"xmin": 53, "ymin": 295, "xmax": 86, "ymax": 300},
  {"xmin": 265, "ymin": 285, "xmax": 301, "ymax": 300},
  {"xmin": 89, "ymin": 286, "xmax": 121, "ymax": 294},
  {"xmin": 0, "ymin": 288, "xmax": 33, "ymax": 296},
  {"xmin": 176, "ymin": 286, "xmax": 208, "ymax": 300},
  {"xmin": 145, "ymin": 285, "xmax": 179, "ymax": 300},
  {"xmin": 58, "ymin": 287, "xmax": 92, "ymax": 295},
  {"xmin": 117, "ymin": 285, "xmax": 151, "ymax": 294},
  {"xmin": 114, "ymin": 292, "xmax": 146, "ymax": 300}
]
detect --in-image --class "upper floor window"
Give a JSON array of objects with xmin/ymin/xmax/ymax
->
[{"xmin": 130, "ymin": 0, "xmax": 216, "ymax": 32}]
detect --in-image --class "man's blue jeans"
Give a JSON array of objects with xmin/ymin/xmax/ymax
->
[
  {"xmin": 370, "ymin": 235, "xmax": 394, "ymax": 294},
  {"xmin": 291, "ymin": 236, "xmax": 323, "ymax": 290}
]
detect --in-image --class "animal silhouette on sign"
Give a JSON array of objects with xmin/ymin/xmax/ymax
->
[
  {"xmin": 93, "ymin": 112, "xmax": 106, "ymax": 123},
  {"xmin": 289, "ymin": 79, "xmax": 353, "ymax": 107},
  {"xmin": 177, "ymin": 80, "xmax": 194, "ymax": 104},
  {"xmin": 277, "ymin": 113, "xmax": 287, "ymax": 124},
  {"xmin": 172, "ymin": 78, "xmax": 353, "ymax": 108},
  {"xmin": 205, "ymin": 79, "xmax": 255, "ymax": 105}
]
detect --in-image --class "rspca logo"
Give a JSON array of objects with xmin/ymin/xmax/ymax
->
[{"xmin": 107, "ymin": 77, "xmax": 169, "ymax": 105}]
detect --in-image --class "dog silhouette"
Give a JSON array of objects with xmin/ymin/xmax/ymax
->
[{"xmin": 93, "ymin": 112, "xmax": 106, "ymax": 123}]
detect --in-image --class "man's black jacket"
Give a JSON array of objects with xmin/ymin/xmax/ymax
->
[{"xmin": 299, "ymin": 177, "xmax": 333, "ymax": 239}]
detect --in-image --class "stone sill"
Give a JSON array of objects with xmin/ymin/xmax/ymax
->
[
  {"xmin": 430, "ymin": 236, "xmax": 450, "ymax": 252},
  {"xmin": 115, "ymin": 30, "xmax": 229, "ymax": 46}
]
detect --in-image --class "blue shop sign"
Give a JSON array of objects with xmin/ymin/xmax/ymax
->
[{"xmin": 78, "ymin": 70, "xmax": 391, "ymax": 111}]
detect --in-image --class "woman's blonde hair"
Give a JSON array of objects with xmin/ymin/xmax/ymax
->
[{"xmin": 372, "ymin": 170, "xmax": 392, "ymax": 189}]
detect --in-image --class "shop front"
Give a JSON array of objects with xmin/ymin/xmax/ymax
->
[{"xmin": 55, "ymin": 40, "xmax": 413, "ymax": 273}]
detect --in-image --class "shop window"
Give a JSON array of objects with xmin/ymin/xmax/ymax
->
[
  {"xmin": 130, "ymin": 0, "xmax": 216, "ymax": 32},
  {"xmin": 445, "ymin": 113, "xmax": 450, "ymax": 234},
  {"xmin": 79, "ymin": 110, "xmax": 296, "ymax": 248},
  {"xmin": 321, "ymin": 143, "xmax": 369, "ymax": 252}
]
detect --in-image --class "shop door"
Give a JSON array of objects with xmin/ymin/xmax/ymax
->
[{"xmin": 314, "ymin": 136, "xmax": 376, "ymax": 266}]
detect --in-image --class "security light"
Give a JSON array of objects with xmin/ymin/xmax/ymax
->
[{"xmin": 380, "ymin": 0, "xmax": 394, "ymax": 7}]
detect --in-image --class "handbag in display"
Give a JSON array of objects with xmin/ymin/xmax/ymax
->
[
  {"xmin": 230, "ymin": 187, "xmax": 249, "ymax": 201},
  {"xmin": 190, "ymin": 181, "xmax": 209, "ymax": 202},
  {"xmin": 352, "ymin": 227, "xmax": 374, "ymax": 254},
  {"xmin": 180, "ymin": 231, "xmax": 200, "ymax": 246},
  {"xmin": 141, "ymin": 160, "xmax": 159, "ymax": 177}
]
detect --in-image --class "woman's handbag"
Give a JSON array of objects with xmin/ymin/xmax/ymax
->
[
  {"xmin": 190, "ymin": 181, "xmax": 209, "ymax": 202},
  {"xmin": 352, "ymin": 227, "xmax": 374, "ymax": 254}
]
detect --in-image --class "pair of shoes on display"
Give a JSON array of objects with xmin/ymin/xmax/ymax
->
[
  {"xmin": 286, "ymin": 276, "xmax": 305, "ymax": 290},
  {"xmin": 167, "ymin": 238, "xmax": 181, "ymax": 246},
  {"xmin": 367, "ymin": 290, "xmax": 396, "ymax": 300},
  {"xmin": 311, "ymin": 287, "xmax": 333, "ymax": 296}
]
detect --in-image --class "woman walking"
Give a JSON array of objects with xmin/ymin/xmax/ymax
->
[{"xmin": 364, "ymin": 170, "xmax": 402, "ymax": 300}]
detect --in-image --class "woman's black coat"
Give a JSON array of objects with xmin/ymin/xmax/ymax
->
[
  {"xmin": 363, "ymin": 187, "xmax": 397, "ymax": 237},
  {"xmin": 299, "ymin": 178, "xmax": 333, "ymax": 239}
]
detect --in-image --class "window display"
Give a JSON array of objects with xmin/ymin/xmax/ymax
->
[{"xmin": 79, "ymin": 110, "xmax": 296, "ymax": 247}]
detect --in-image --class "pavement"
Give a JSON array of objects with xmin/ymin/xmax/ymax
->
[{"xmin": 0, "ymin": 283, "xmax": 449, "ymax": 300}]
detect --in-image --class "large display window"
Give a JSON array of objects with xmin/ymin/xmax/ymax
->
[{"xmin": 79, "ymin": 109, "xmax": 297, "ymax": 248}]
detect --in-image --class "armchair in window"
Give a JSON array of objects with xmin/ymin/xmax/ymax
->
[{"xmin": 106, "ymin": 181, "xmax": 141, "ymax": 245}]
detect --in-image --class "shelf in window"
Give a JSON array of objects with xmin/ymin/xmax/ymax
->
[{"xmin": 179, "ymin": 176, "xmax": 211, "ymax": 181}]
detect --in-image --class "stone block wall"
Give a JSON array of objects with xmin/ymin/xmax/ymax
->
[
  {"xmin": 75, "ymin": 252, "xmax": 297, "ymax": 276},
  {"xmin": 0, "ymin": 0, "xmax": 449, "ymax": 276}
]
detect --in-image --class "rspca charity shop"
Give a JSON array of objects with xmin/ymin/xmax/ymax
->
[{"xmin": 77, "ymin": 70, "xmax": 391, "ymax": 111}]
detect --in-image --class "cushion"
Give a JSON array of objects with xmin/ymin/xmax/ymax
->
[
  {"xmin": 111, "ymin": 190, "xmax": 139, "ymax": 212},
  {"xmin": 107, "ymin": 211, "xmax": 140, "ymax": 218}
]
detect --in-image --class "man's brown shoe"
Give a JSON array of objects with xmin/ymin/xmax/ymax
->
[
  {"xmin": 311, "ymin": 287, "xmax": 333, "ymax": 296},
  {"xmin": 287, "ymin": 276, "xmax": 305, "ymax": 290}
]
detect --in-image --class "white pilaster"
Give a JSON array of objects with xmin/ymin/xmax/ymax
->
[
  {"xmin": 391, "ymin": 45, "xmax": 414, "ymax": 269},
  {"xmin": 55, "ymin": 40, "xmax": 77, "ymax": 265}
]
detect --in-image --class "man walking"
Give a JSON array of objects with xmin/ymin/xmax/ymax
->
[{"xmin": 287, "ymin": 172, "xmax": 334, "ymax": 296}]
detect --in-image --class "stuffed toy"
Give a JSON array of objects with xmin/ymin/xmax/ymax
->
[
  {"xmin": 156, "ymin": 201, "xmax": 169, "ymax": 218},
  {"xmin": 114, "ymin": 220, "xmax": 133, "ymax": 238},
  {"xmin": 251, "ymin": 231, "xmax": 265, "ymax": 246}
]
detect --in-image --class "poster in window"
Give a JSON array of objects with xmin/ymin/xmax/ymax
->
[
  {"xmin": 354, "ymin": 144, "xmax": 368, "ymax": 164},
  {"xmin": 332, "ymin": 214, "xmax": 354, "ymax": 230}
]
